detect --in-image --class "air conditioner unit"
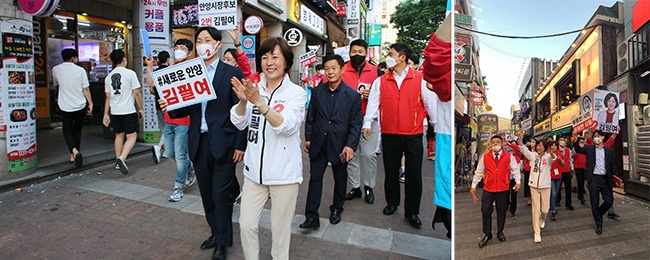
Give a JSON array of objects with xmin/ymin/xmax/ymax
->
[
  {"xmin": 617, "ymin": 41, "xmax": 629, "ymax": 75},
  {"xmin": 644, "ymin": 106, "xmax": 650, "ymax": 125}
]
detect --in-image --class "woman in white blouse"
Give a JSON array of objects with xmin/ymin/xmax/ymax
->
[{"xmin": 517, "ymin": 132, "xmax": 557, "ymax": 243}]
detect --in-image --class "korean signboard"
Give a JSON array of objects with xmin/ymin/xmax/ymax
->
[
  {"xmin": 300, "ymin": 49, "xmax": 318, "ymax": 67},
  {"xmin": 580, "ymin": 89, "xmax": 620, "ymax": 133},
  {"xmin": 347, "ymin": 0, "xmax": 359, "ymax": 24},
  {"xmin": 455, "ymin": 33, "xmax": 472, "ymax": 65},
  {"xmin": 477, "ymin": 113, "xmax": 498, "ymax": 157},
  {"xmin": 151, "ymin": 58, "xmax": 216, "ymax": 111},
  {"xmin": 198, "ymin": 0, "xmax": 238, "ymax": 30},
  {"xmin": 368, "ymin": 24, "xmax": 381, "ymax": 46},
  {"xmin": 242, "ymin": 35, "xmax": 256, "ymax": 73},
  {"xmin": 520, "ymin": 117, "xmax": 532, "ymax": 131},
  {"xmin": 300, "ymin": 5, "xmax": 325, "ymax": 34},
  {"xmin": 456, "ymin": 63, "xmax": 473, "ymax": 82},
  {"xmin": 140, "ymin": 0, "xmax": 170, "ymax": 44},
  {"xmin": 1, "ymin": 18, "xmax": 37, "ymax": 172}
]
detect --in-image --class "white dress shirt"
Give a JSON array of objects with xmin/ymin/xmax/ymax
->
[
  {"xmin": 362, "ymin": 66, "xmax": 437, "ymax": 130},
  {"xmin": 594, "ymin": 146, "xmax": 606, "ymax": 175}
]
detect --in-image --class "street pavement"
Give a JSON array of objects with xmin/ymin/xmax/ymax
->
[
  {"xmin": 0, "ymin": 147, "xmax": 450, "ymax": 259},
  {"xmin": 455, "ymin": 187, "xmax": 650, "ymax": 259}
]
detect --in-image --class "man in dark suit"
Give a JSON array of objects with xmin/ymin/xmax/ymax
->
[
  {"xmin": 165, "ymin": 27, "xmax": 246, "ymax": 260},
  {"xmin": 300, "ymin": 54, "xmax": 362, "ymax": 229},
  {"xmin": 573, "ymin": 130, "xmax": 617, "ymax": 235}
]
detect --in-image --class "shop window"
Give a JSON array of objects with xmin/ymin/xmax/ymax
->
[
  {"xmin": 537, "ymin": 95, "xmax": 551, "ymax": 122},
  {"xmin": 558, "ymin": 82, "xmax": 579, "ymax": 110}
]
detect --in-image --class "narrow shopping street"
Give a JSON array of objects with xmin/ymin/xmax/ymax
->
[
  {"xmin": 0, "ymin": 149, "xmax": 450, "ymax": 259},
  {"xmin": 454, "ymin": 189, "xmax": 650, "ymax": 259}
]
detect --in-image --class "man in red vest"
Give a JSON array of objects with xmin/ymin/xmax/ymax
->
[
  {"xmin": 557, "ymin": 136, "xmax": 574, "ymax": 210},
  {"xmin": 470, "ymin": 135, "xmax": 520, "ymax": 248},
  {"xmin": 342, "ymin": 39, "xmax": 381, "ymax": 204},
  {"xmin": 362, "ymin": 43, "xmax": 438, "ymax": 228}
]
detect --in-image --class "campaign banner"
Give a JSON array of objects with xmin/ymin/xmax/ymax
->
[
  {"xmin": 140, "ymin": 0, "xmax": 170, "ymax": 44},
  {"xmin": 520, "ymin": 117, "xmax": 532, "ymax": 131},
  {"xmin": 1, "ymin": 18, "xmax": 37, "ymax": 172},
  {"xmin": 334, "ymin": 46, "xmax": 350, "ymax": 62},
  {"xmin": 152, "ymin": 58, "xmax": 215, "ymax": 111},
  {"xmin": 580, "ymin": 89, "xmax": 619, "ymax": 133},
  {"xmin": 572, "ymin": 111, "xmax": 593, "ymax": 135},
  {"xmin": 300, "ymin": 49, "xmax": 318, "ymax": 67},
  {"xmin": 198, "ymin": 0, "xmax": 238, "ymax": 30}
]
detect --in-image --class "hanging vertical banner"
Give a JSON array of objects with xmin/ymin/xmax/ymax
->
[
  {"xmin": 198, "ymin": 0, "xmax": 238, "ymax": 30},
  {"xmin": 140, "ymin": 0, "xmax": 171, "ymax": 44},
  {"xmin": 471, "ymin": 86, "xmax": 483, "ymax": 105},
  {"xmin": 368, "ymin": 24, "xmax": 381, "ymax": 46},
  {"xmin": 141, "ymin": 44, "xmax": 171, "ymax": 143},
  {"xmin": 477, "ymin": 113, "xmax": 498, "ymax": 157},
  {"xmin": 32, "ymin": 17, "xmax": 50, "ymax": 120},
  {"xmin": 347, "ymin": 0, "xmax": 359, "ymax": 24},
  {"xmin": 1, "ymin": 18, "xmax": 37, "ymax": 172}
]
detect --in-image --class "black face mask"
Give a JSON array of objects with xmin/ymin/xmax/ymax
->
[{"xmin": 350, "ymin": 55, "xmax": 366, "ymax": 66}]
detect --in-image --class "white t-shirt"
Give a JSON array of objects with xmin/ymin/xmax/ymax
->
[
  {"xmin": 52, "ymin": 62, "xmax": 90, "ymax": 112},
  {"xmin": 104, "ymin": 67, "xmax": 141, "ymax": 115}
]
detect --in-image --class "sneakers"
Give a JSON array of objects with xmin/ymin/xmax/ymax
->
[
  {"xmin": 399, "ymin": 173, "xmax": 406, "ymax": 183},
  {"xmin": 115, "ymin": 163, "xmax": 120, "ymax": 170},
  {"xmin": 168, "ymin": 187, "xmax": 183, "ymax": 202},
  {"xmin": 152, "ymin": 145, "xmax": 161, "ymax": 164},
  {"xmin": 185, "ymin": 167, "xmax": 196, "ymax": 187},
  {"xmin": 116, "ymin": 157, "xmax": 129, "ymax": 175},
  {"xmin": 551, "ymin": 211, "xmax": 557, "ymax": 221},
  {"xmin": 607, "ymin": 213, "xmax": 621, "ymax": 220}
]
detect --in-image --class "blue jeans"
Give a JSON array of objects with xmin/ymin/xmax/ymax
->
[
  {"xmin": 550, "ymin": 179, "xmax": 562, "ymax": 212},
  {"xmin": 163, "ymin": 123, "xmax": 191, "ymax": 187}
]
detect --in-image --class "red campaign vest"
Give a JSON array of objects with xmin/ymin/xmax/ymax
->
[
  {"xmin": 557, "ymin": 147, "xmax": 571, "ymax": 172},
  {"xmin": 523, "ymin": 157, "xmax": 531, "ymax": 171},
  {"xmin": 574, "ymin": 153, "xmax": 586, "ymax": 169},
  {"xmin": 482, "ymin": 151, "xmax": 512, "ymax": 193},
  {"xmin": 379, "ymin": 69, "xmax": 426, "ymax": 135},
  {"xmin": 551, "ymin": 159, "xmax": 562, "ymax": 179},
  {"xmin": 341, "ymin": 62, "xmax": 379, "ymax": 117}
]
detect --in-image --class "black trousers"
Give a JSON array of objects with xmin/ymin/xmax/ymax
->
[
  {"xmin": 508, "ymin": 180, "xmax": 517, "ymax": 214},
  {"xmin": 305, "ymin": 146, "xmax": 348, "ymax": 220},
  {"xmin": 61, "ymin": 108, "xmax": 85, "ymax": 153},
  {"xmin": 195, "ymin": 133, "xmax": 236, "ymax": 247},
  {"xmin": 481, "ymin": 190, "xmax": 509, "ymax": 236},
  {"xmin": 588, "ymin": 174, "xmax": 613, "ymax": 227},
  {"xmin": 561, "ymin": 171, "xmax": 573, "ymax": 207},
  {"xmin": 522, "ymin": 170, "xmax": 531, "ymax": 198},
  {"xmin": 575, "ymin": 168, "xmax": 586, "ymax": 201},
  {"xmin": 381, "ymin": 134, "xmax": 423, "ymax": 216}
]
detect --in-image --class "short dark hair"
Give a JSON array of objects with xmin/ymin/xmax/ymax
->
[
  {"xmin": 195, "ymin": 27, "xmax": 222, "ymax": 44},
  {"xmin": 110, "ymin": 49, "xmax": 125, "ymax": 66},
  {"xmin": 604, "ymin": 93, "xmax": 619, "ymax": 108},
  {"xmin": 577, "ymin": 137, "xmax": 585, "ymax": 141},
  {"xmin": 158, "ymin": 51, "xmax": 170, "ymax": 64},
  {"xmin": 350, "ymin": 39, "xmax": 368, "ymax": 51},
  {"xmin": 175, "ymin": 38, "xmax": 194, "ymax": 51},
  {"xmin": 538, "ymin": 140, "xmax": 549, "ymax": 151},
  {"xmin": 322, "ymin": 54, "xmax": 344, "ymax": 68},
  {"xmin": 378, "ymin": 62, "xmax": 387, "ymax": 69},
  {"xmin": 490, "ymin": 135, "xmax": 502, "ymax": 141},
  {"xmin": 316, "ymin": 64, "xmax": 324, "ymax": 70},
  {"xmin": 256, "ymin": 37, "xmax": 293, "ymax": 73},
  {"xmin": 594, "ymin": 130, "xmax": 605, "ymax": 137},
  {"xmin": 390, "ymin": 43, "xmax": 412, "ymax": 59},
  {"xmin": 61, "ymin": 48, "xmax": 78, "ymax": 62},
  {"xmin": 224, "ymin": 48, "xmax": 238, "ymax": 63},
  {"xmin": 409, "ymin": 54, "xmax": 420, "ymax": 65}
]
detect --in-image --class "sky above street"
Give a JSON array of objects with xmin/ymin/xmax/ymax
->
[{"xmin": 473, "ymin": 0, "xmax": 619, "ymax": 118}]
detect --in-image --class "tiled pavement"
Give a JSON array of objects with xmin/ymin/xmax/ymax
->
[
  {"xmin": 454, "ymin": 188, "xmax": 650, "ymax": 259},
  {"xmin": 0, "ymin": 148, "xmax": 450, "ymax": 259}
]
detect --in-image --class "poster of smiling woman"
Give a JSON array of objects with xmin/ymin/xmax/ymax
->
[{"xmin": 587, "ymin": 89, "xmax": 620, "ymax": 133}]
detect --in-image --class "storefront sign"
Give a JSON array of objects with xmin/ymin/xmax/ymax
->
[
  {"xmin": 141, "ymin": 0, "xmax": 171, "ymax": 44},
  {"xmin": 198, "ymin": 0, "xmax": 237, "ymax": 30},
  {"xmin": 18, "ymin": 0, "xmax": 58, "ymax": 16},
  {"xmin": 241, "ymin": 35, "xmax": 256, "ymax": 73},
  {"xmin": 152, "ymin": 58, "xmax": 215, "ymax": 111},
  {"xmin": 455, "ymin": 34, "xmax": 472, "ymax": 64},
  {"xmin": 572, "ymin": 111, "xmax": 593, "ymax": 135},
  {"xmin": 471, "ymin": 86, "xmax": 483, "ymax": 106},
  {"xmin": 336, "ymin": 4, "xmax": 347, "ymax": 17},
  {"xmin": 477, "ymin": 113, "xmax": 498, "ymax": 157},
  {"xmin": 300, "ymin": 49, "xmax": 318, "ymax": 67},
  {"xmin": 552, "ymin": 102, "xmax": 578, "ymax": 130},
  {"xmin": 521, "ymin": 117, "xmax": 532, "ymax": 131},
  {"xmin": 455, "ymin": 14, "xmax": 472, "ymax": 25},
  {"xmin": 1, "ymin": 18, "xmax": 37, "ymax": 172},
  {"xmin": 300, "ymin": 5, "xmax": 325, "ymax": 35},
  {"xmin": 456, "ymin": 63, "xmax": 473, "ymax": 82},
  {"xmin": 454, "ymin": 87, "xmax": 466, "ymax": 115},
  {"xmin": 32, "ymin": 17, "xmax": 49, "ymax": 120},
  {"xmin": 632, "ymin": 0, "xmax": 650, "ymax": 33},
  {"xmin": 244, "ymin": 16, "xmax": 263, "ymax": 34},
  {"xmin": 533, "ymin": 118, "xmax": 551, "ymax": 136},
  {"xmin": 284, "ymin": 28, "xmax": 303, "ymax": 46},
  {"xmin": 347, "ymin": 0, "xmax": 359, "ymax": 24},
  {"xmin": 171, "ymin": 3, "xmax": 199, "ymax": 28},
  {"xmin": 368, "ymin": 25, "xmax": 381, "ymax": 46}
]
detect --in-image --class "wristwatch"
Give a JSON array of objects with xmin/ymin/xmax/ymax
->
[{"xmin": 234, "ymin": 43, "xmax": 241, "ymax": 47}]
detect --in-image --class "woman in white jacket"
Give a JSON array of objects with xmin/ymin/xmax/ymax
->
[
  {"xmin": 230, "ymin": 37, "xmax": 306, "ymax": 260},
  {"xmin": 517, "ymin": 132, "xmax": 557, "ymax": 243}
]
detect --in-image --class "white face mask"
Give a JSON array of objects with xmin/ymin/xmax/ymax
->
[
  {"xmin": 559, "ymin": 141, "xmax": 566, "ymax": 147},
  {"xmin": 174, "ymin": 49, "xmax": 188, "ymax": 61},
  {"xmin": 385, "ymin": 56, "xmax": 397, "ymax": 69},
  {"xmin": 197, "ymin": 43, "xmax": 219, "ymax": 60},
  {"xmin": 492, "ymin": 145, "xmax": 502, "ymax": 153},
  {"xmin": 318, "ymin": 70, "xmax": 325, "ymax": 75},
  {"xmin": 593, "ymin": 137, "xmax": 603, "ymax": 144}
]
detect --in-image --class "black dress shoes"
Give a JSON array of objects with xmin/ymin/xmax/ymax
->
[
  {"xmin": 497, "ymin": 232, "xmax": 506, "ymax": 242},
  {"xmin": 566, "ymin": 205, "xmax": 575, "ymax": 210},
  {"xmin": 383, "ymin": 205, "xmax": 398, "ymax": 215},
  {"xmin": 580, "ymin": 199, "xmax": 586, "ymax": 205},
  {"xmin": 478, "ymin": 234, "xmax": 492, "ymax": 248},
  {"xmin": 607, "ymin": 213, "xmax": 621, "ymax": 220},
  {"xmin": 212, "ymin": 245, "xmax": 227, "ymax": 260},
  {"xmin": 345, "ymin": 188, "xmax": 362, "ymax": 200},
  {"xmin": 201, "ymin": 236, "xmax": 216, "ymax": 250},
  {"xmin": 364, "ymin": 186, "xmax": 375, "ymax": 204},
  {"xmin": 596, "ymin": 225, "xmax": 603, "ymax": 235},
  {"xmin": 299, "ymin": 218, "xmax": 320, "ymax": 229},
  {"xmin": 405, "ymin": 214, "xmax": 422, "ymax": 228},
  {"xmin": 330, "ymin": 209, "xmax": 342, "ymax": 224}
]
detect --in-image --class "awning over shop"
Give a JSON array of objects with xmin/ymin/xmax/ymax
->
[{"xmin": 544, "ymin": 126, "xmax": 572, "ymax": 138}]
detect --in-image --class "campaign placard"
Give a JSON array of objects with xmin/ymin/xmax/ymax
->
[
  {"xmin": 580, "ymin": 89, "xmax": 620, "ymax": 133},
  {"xmin": 300, "ymin": 49, "xmax": 318, "ymax": 67},
  {"xmin": 198, "ymin": 0, "xmax": 238, "ymax": 30},
  {"xmin": 151, "ymin": 58, "xmax": 215, "ymax": 111}
]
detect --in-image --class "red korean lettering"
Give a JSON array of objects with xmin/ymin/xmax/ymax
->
[
  {"xmin": 162, "ymin": 88, "xmax": 180, "ymax": 106},
  {"xmin": 194, "ymin": 78, "xmax": 211, "ymax": 95},
  {"xmin": 178, "ymin": 83, "xmax": 196, "ymax": 101}
]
